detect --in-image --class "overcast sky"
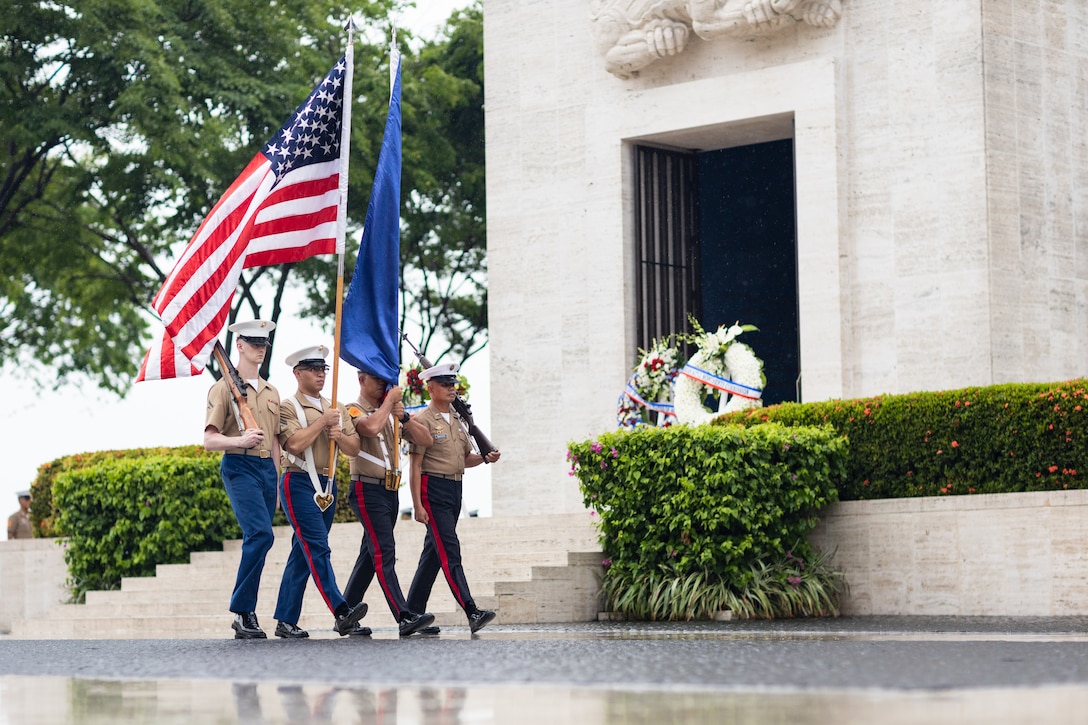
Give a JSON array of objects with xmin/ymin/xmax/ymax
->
[{"xmin": 0, "ymin": 1, "xmax": 490, "ymax": 528}]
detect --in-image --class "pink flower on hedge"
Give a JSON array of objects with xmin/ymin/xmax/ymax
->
[
  {"xmin": 590, "ymin": 442, "xmax": 603, "ymax": 454},
  {"xmin": 951, "ymin": 441, "xmax": 959, "ymax": 448},
  {"xmin": 787, "ymin": 576, "xmax": 802, "ymax": 588},
  {"xmin": 611, "ymin": 447, "xmax": 618, "ymax": 458}
]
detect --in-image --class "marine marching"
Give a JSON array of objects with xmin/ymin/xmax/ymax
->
[{"xmin": 135, "ymin": 21, "xmax": 501, "ymax": 639}]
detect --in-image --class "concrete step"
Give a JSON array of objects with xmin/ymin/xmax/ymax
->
[{"xmin": 11, "ymin": 514, "xmax": 604, "ymax": 639}]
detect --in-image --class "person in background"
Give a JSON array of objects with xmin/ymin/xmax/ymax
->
[
  {"xmin": 7, "ymin": 490, "xmax": 32, "ymax": 540},
  {"xmin": 343, "ymin": 369, "xmax": 437, "ymax": 637},
  {"xmin": 273, "ymin": 344, "xmax": 368, "ymax": 638},
  {"xmin": 203, "ymin": 320, "xmax": 280, "ymax": 640},
  {"xmin": 405, "ymin": 362, "xmax": 501, "ymax": 633}
]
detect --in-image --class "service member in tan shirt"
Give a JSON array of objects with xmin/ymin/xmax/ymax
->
[
  {"xmin": 7, "ymin": 490, "xmax": 32, "ymax": 540},
  {"xmin": 405, "ymin": 362, "xmax": 501, "ymax": 633},
  {"xmin": 271, "ymin": 344, "xmax": 368, "ymax": 639},
  {"xmin": 203, "ymin": 320, "xmax": 281, "ymax": 639},
  {"xmin": 342, "ymin": 369, "xmax": 436, "ymax": 637}
]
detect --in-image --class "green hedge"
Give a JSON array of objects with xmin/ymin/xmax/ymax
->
[
  {"xmin": 569, "ymin": 423, "xmax": 847, "ymax": 619},
  {"xmin": 30, "ymin": 446, "xmax": 359, "ymax": 538},
  {"xmin": 717, "ymin": 379, "xmax": 1088, "ymax": 500},
  {"xmin": 29, "ymin": 445, "xmax": 218, "ymax": 538},
  {"xmin": 53, "ymin": 455, "xmax": 241, "ymax": 601},
  {"xmin": 46, "ymin": 448, "xmax": 359, "ymax": 600}
]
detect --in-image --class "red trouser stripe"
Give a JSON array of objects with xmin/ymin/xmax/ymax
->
[
  {"xmin": 355, "ymin": 479, "xmax": 399, "ymax": 615},
  {"xmin": 283, "ymin": 472, "xmax": 335, "ymax": 612},
  {"xmin": 420, "ymin": 474, "xmax": 468, "ymax": 610}
]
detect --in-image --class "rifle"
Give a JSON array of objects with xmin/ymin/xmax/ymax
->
[
  {"xmin": 211, "ymin": 341, "xmax": 260, "ymax": 431},
  {"xmin": 401, "ymin": 334, "xmax": 498, "ymax": 462}
]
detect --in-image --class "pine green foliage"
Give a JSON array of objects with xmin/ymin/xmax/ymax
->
[
  {"xmin": 53, "ymin": 455, "xmax": 242, "ymax": 601},
  {"xmin": 569, "ymin": 424, "xmax": 847, "ymax": 620},
  {"xmin": 717, "ymin": 379, "xmax": 1088, "ymax": 500}
]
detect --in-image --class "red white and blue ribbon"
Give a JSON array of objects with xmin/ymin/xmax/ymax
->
[
  {"xmin": 624, "ymin": 383, "xmax": 676, "ymax": 418},
  {"xmin": 680, "ymin": 363, "xmax": 762, "ymax": 400}
]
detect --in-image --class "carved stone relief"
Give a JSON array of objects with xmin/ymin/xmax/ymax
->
[{"xmin": 589, "ymin": 0, "xmax": 842, "ymax": 79}]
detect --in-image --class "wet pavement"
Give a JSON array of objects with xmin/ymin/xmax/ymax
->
[{"xmin": 2, "ymin": 618, "xmax": 1088, "ymax": 723}]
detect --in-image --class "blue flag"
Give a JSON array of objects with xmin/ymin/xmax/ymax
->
[{"xmin": 341, "ymin": 52, "xmax": 402, "ymax": 383}]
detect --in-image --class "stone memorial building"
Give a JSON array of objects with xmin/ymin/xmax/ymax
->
[{"xmin": 483, "ymin": 1, "xmax": 1088, "ymax": 515}]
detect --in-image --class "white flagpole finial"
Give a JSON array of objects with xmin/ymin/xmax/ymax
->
[{"xmin": 344, "ymin": 16, "xmax": 358, "ymax": 34}]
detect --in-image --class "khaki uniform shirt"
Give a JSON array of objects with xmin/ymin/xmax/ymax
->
[
  {"xmin": 279, "ymin": 393, "xmax": 360, "ymax": 474},
  {"xmin": 205, "ymin": 377, "xmax": 280, "ymax": 457},
  {"xmin": 7, "ymin": 509, "xmax": 31, "ymax": 539},
  {"xmin": 409, "ymin": 403, "xmax": 472, "ymax": 477},
  {"xmin": 348, "ymin": 397, "xmax": 395, "ymax": 480}
]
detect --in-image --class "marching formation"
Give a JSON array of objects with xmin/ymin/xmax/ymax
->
[
  {"xmin": 206, "ymin": 321, "xmax": 500, "ymax": 639},
  {"xmin": 134, "ymin": 32, "xmax": 502, "ymax": 639}
]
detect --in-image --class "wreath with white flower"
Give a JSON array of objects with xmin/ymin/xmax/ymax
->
[
  {"xmin": 400, "ymin": 365, "xmax": 430, "ymax": 415},
  {"xmin": 673, "ymin": 320, "xmax": 765, "ymax": 425},
  {"xmin": 617, "ymin": 337, "xmax": 680, "ymax": 428}
]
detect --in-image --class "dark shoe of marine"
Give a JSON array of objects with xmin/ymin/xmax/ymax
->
[
  {"xmin": 334, "ymin": 602, "xmax": 368, "ymax": 636},
  {"xmin": 348, "ymin": 624, "xmax": 373, "ymax": 637},
  {"xmin": 232, "ymin": 612, "xmax": 267, "ymax": 639},
  {"xmin": 274, "ymin": 621, "xmax": 309, "ymax": 639},
  {"xmin": 467, "ymin": 609, "xmax": 496, "ymax": 634},
  {"xmin": 399, "ymin": 612, "xmax": 437, "ymax": 637}
]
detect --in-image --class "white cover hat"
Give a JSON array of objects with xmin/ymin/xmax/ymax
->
[
  {"xmin": 229, "ymin": 320, "xmax": 276, "ymax": 345},
  {"xmin": 285, "ymin": 345, "xmax": 329, "ymax": 368},
  {"xmin": 419, "ymin": 362, "xmax": 460, "ymax": 383}
]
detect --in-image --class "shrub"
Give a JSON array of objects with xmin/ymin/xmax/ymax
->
[
  {"xmin": 29, "ymin": 446, "xmax": 358, "ymax": 537},
  {"xmin": 717, "ymin": 379, "xmax": 1088, "ymax": 500},
  {"xmin": 53, "ymin": 455, "xmax": 242, "ymax": 601},
  {"xmin": 29, "ymin": 445, "xmax": 218, "ymax": 538},
  {"xmin": 569, "ymin": 423, "xmax": 847, "ymax": 619}
]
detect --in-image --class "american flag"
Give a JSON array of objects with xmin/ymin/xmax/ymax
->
[{"xmin": 137, "ymin": 56, "xmax": 349, "ymax": 382}]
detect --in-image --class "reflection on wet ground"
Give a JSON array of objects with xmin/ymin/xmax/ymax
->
[
  {"xmin": 1, "ymin": 676, "xmax": 1087, "ymax": 725},
  {"xmin": 4, "ymin": 620, "xmax": 1088, "ymax": 723}
]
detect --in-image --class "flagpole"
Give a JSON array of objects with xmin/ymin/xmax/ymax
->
[{"xmin": 328, "ymin": 17, "xmax": 357, "ymax": 480}]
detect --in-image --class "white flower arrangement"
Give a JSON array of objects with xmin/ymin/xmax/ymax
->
[
  {"xmin": 673, "ymin": 321, "xmax": 765, "ymax": 425},
  {"xmin": 617, "ymin": 337, "xmax": 680, "ymax": 429}
]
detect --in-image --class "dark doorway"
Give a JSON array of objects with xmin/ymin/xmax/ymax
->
[{"xmin": 696, "ymin": 139, "xmax": 798, "ymax": 405}]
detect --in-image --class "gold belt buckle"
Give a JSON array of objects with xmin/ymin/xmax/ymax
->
[{"xmin": 385, "ymin": 470, "xmax": 401, "ymax": 491}]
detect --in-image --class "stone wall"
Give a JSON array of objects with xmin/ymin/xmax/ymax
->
[
  {"xmin": 4, "ymin": 491, "xmax": 1088, "ymax": 623},
  {"xmin": 484, "ymin": 1, "xmax": 1088, "ymax": 516},
  {"xmin": 0, "ymin": 538, "xmax": 68, "ymax": 633},
  {"xmin": 812, "ymin": 489, "xmax": 1088, "ymax": 615},
  {"xmin": 981, "ymin": 3, "xmax": 1088, "ymax": 383}
]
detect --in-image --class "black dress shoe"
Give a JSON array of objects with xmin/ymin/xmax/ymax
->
[
  {"xmin": 348, "ymin": 625, "xmax": 372, "ymax": 637},
  {"xmin": 334, "ymin": 602, "xmax": 368, "ymax": 636},
  {"xmin": 399, "ymin": 612, "xmax": 436, "ymax": 637},
  {"xmin": 274, "ymin": 621, "xmax": 309, "ymax": 639},
  {"xmin": 232, "ymin": 612, "xmax": 267, "ymax": 639},
  {"xmin": 467, "ymin": 609, "xmax": 496, "ymax": 634}
]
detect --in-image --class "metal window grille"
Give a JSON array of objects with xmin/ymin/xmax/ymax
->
[{"xmin": 633, "ymin": 145, "xmax": 700, "ymax": 358}]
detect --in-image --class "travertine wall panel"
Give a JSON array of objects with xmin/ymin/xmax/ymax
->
[
  {"xmin": 983, "ymin": 1, "xmax": 1088, "ymax": 382},
  {"xmin": 485, "ymin": 1, "xmax": 1088, "ymax": 515},
  {"xmin": 0, "ymin": 538, "xmax": 68, "ymax": 632},
  {"xmin": 813, "ymin": 490, "xmax": 1088, "ymax": 615}
]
